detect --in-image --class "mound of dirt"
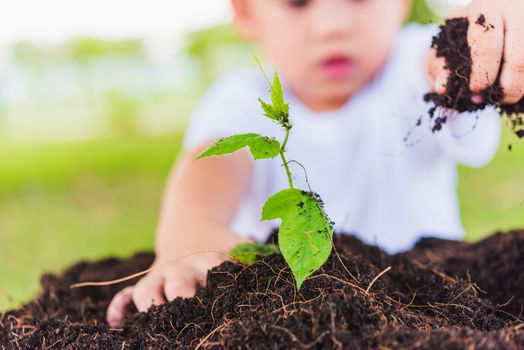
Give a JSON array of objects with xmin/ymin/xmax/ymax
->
[
  {"xmin": 1, "ymin": 230, "xmax": 523, "ymax": 349},
  {"xmin": 424, "ymin": 17, "xmax": 524, "ymax": 136},
  {"xmin": 402, "ymin": 231, "xmax": 524, "ymax": 318}
]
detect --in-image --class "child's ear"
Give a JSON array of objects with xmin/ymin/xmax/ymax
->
[{"xmin": 231, "ymin": 0, "xmax": 257, "ymax": 40}]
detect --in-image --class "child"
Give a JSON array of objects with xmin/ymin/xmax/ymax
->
[{"xmin": 107, "ymin": 0, "xmax": 524, "ymax": 327}]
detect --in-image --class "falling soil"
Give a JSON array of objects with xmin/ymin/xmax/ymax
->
[
  {"xmin": 424, "ymin": 17, "xmax": 524, "ymax": 136},
  {"xmin": 1, "ymin": 230, "xmax": 523, "ymax": 349}
]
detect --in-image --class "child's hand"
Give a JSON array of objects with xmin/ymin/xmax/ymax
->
[
  {"xmin": 106, "ymin": 255, "xmax": 221, "ymax": 328},
  {"xmin": 106, "ymin": 224, "xmax": 251, "ymax": 328},
  {"xmin": 105, "ymin": 141, "xmax": 253, "ymax": 328},
  {"xmin": 428, "ymin": 0, "xmax": 524, "ymax": 104}
]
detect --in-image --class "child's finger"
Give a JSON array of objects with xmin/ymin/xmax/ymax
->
[
  {"xmin": 499, "ymin": 2, "xmax": 524, "ymax": 104},
  {"xmin": 467, "ymin": 6, "xmax": 504, "ymax": 94},
  {"xmin": 106, "ymin": 286, "xmax": 134, "ymax": 328},
  {"xmin": 427, "ymin": 47, "xmax": 449, "ymax": 95},
  {"xmin": 132, "ymin": 275, "xmax": 167, "ymax": 312},
  {"xmin": 164, "ymin": 270, "xmax": 198, "ymax": 301}
]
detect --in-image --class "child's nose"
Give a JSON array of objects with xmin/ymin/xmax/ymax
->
[{"xmin": 309, "ymin": 0, "xmax": 354, "ymax": 40}]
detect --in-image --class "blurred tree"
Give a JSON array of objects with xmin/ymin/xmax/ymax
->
[
  {"xmin": 409, "ymin": 0, "xmax": 439, "ymax": 24},
  {"xmin": 11, "ymin": 41, "xmax": 53, "ymax": 70},
  {"xmin": 105, "ymin": 90, "xmax": 141, "ymax": 136},
  {"xmin": 184, "ymin": 24, "xmax": 255, "ymax": 88},
  {"xmin": 61, "ymin": 38, "xmax": 144, "ymax": 62},
  {"xmin": 11, "ymin": 38, "xmax": 144, "ymax": 68}
]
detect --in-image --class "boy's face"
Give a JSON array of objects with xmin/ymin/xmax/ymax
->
[{"xmin": 233, "ymin": 0, "xmax": 410, "ymax": 111}]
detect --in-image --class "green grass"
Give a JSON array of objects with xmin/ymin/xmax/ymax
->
[
  {"xmin": 0, "ymin": 133, "xmax": 183, "ymax": 311},
  {"xmin": 458, "ymin": 130, "xmax": 524, "ymax": 241},
  {"xmin": 0, "ymin": 129, "xmax": 522, "ymax": 311}
]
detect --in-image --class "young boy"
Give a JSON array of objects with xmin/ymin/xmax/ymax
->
[{"xmin": 107, "ymin": 0, "xmax": 524, "ymax": 327}]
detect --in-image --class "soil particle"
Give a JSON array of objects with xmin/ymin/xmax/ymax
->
[
  {"xmin": 1, "ymin": 231, "xmax": 523, "ymax": 349},
  {"xmin": 476, "ymin": 14, "xmax": 486, "ymax": 26}
]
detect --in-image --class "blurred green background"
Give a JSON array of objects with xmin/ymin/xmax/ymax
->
[{"xmin": 1, "ymin": 0, "xmax": 522, "ymax": 311}]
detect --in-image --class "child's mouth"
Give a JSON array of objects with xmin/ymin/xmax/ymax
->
[{"xmin": 321, "ymin": 56, "xmax": 353, "ymax": 79}]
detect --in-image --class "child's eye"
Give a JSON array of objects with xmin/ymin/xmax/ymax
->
[{"xmin": 288, "ymin": 0, "xmax": 311, "ymax": 9}]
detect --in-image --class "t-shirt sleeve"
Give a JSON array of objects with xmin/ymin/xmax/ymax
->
[
  {"xmin": 183, "ymin": 69, "xmax": 278, "ymax": 151},
  {"xmin": 397, "ymin": 24, "xmax": 501, "ymax": 167}
]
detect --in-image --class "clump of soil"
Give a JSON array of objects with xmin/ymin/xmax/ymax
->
[
  {"xmin": 1, "ymin": 230, "xmax": 523, "ymax": 349},
  {"xmin": 402, "ymin": 231, "xmax": 524, "ymax": 318},
  {"xmin": 424, "ymin": 17, "xmax": 524, "ymax": 136}
]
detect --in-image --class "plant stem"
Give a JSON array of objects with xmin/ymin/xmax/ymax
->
[
  {"xmin": 281, "ymin": 126, "xmax": 290, "ymax": 151},
  {"xmin": 280, "ymin": 128, "xmax": 294, "ymax": 189}
]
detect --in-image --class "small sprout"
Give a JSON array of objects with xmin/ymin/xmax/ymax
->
[
  {"xmin": 196, "ymin": 68, "xmax": 334, "ymax": 290},
  {"xmin": 258, "ymin": 73, "xmax": 291, "ymax": 130}
]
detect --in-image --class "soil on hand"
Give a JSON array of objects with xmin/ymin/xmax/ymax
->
[
  {"xmin": 1, "ymin": 230, "xmax": 523, "ymax": 349},
  {"xmin": 424, "ymin": 17, "xmax": 524, "ymax": 136}
]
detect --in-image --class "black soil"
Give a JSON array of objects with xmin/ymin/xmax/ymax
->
[
  {"xmin": 1, "ymin": 230, "xmax": 523, "ymax": 349},
  {"xmin": 424, "ymin": 17, "xmax": 524, "ymax": 135}
]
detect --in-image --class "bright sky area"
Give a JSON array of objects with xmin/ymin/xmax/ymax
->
[
  {"xmin": 0, "ymin": 0, "xmax": 473, "ymax": 46},
  {"xmin": 0, "ymin": 0, "xmax": 231, "ymax": 45}
]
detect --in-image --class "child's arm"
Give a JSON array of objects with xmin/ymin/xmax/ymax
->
[{"xmin": 106, "ymin": 141, "xmax": 253, "ymax": 328}]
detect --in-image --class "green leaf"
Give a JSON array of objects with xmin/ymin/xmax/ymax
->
[
  {"xmin": 258, "ymin": 98, "xmax": 278, "ymax": 121},
  {"xmin": 229, "ymin": 243, "xmax": 280, "ymax": 264},
  {"xmin": 270, "ymin": 73, "xmax": 290, "ymax": 128},
  {"xmin": 195, "ymin": 133, "xmax": 281, "ymax": 161},
  {"xmin": 262, "ymin": 189, "xmax": 333, "ymax": 289},
  {"xmin": 258, "ymin": 72, "xmax": 290, "ymax": 129},
  {"xmin": 270, "ymin": 72, "xmax": 285, "ymax": 109}
]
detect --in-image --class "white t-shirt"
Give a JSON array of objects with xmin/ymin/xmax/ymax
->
[{"xmin": 183, "ymin": 24, "xmax": 501, "ymax": 253}]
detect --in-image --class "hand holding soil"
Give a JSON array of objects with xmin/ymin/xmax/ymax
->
[{"xmin": 428, "ymin": 0, "xmax": 524, "ymax": 105}]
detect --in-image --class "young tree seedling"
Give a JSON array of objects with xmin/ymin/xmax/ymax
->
[{"xmin": 195, "ymin": 70, "xmax": 334, "ymax": 290}]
